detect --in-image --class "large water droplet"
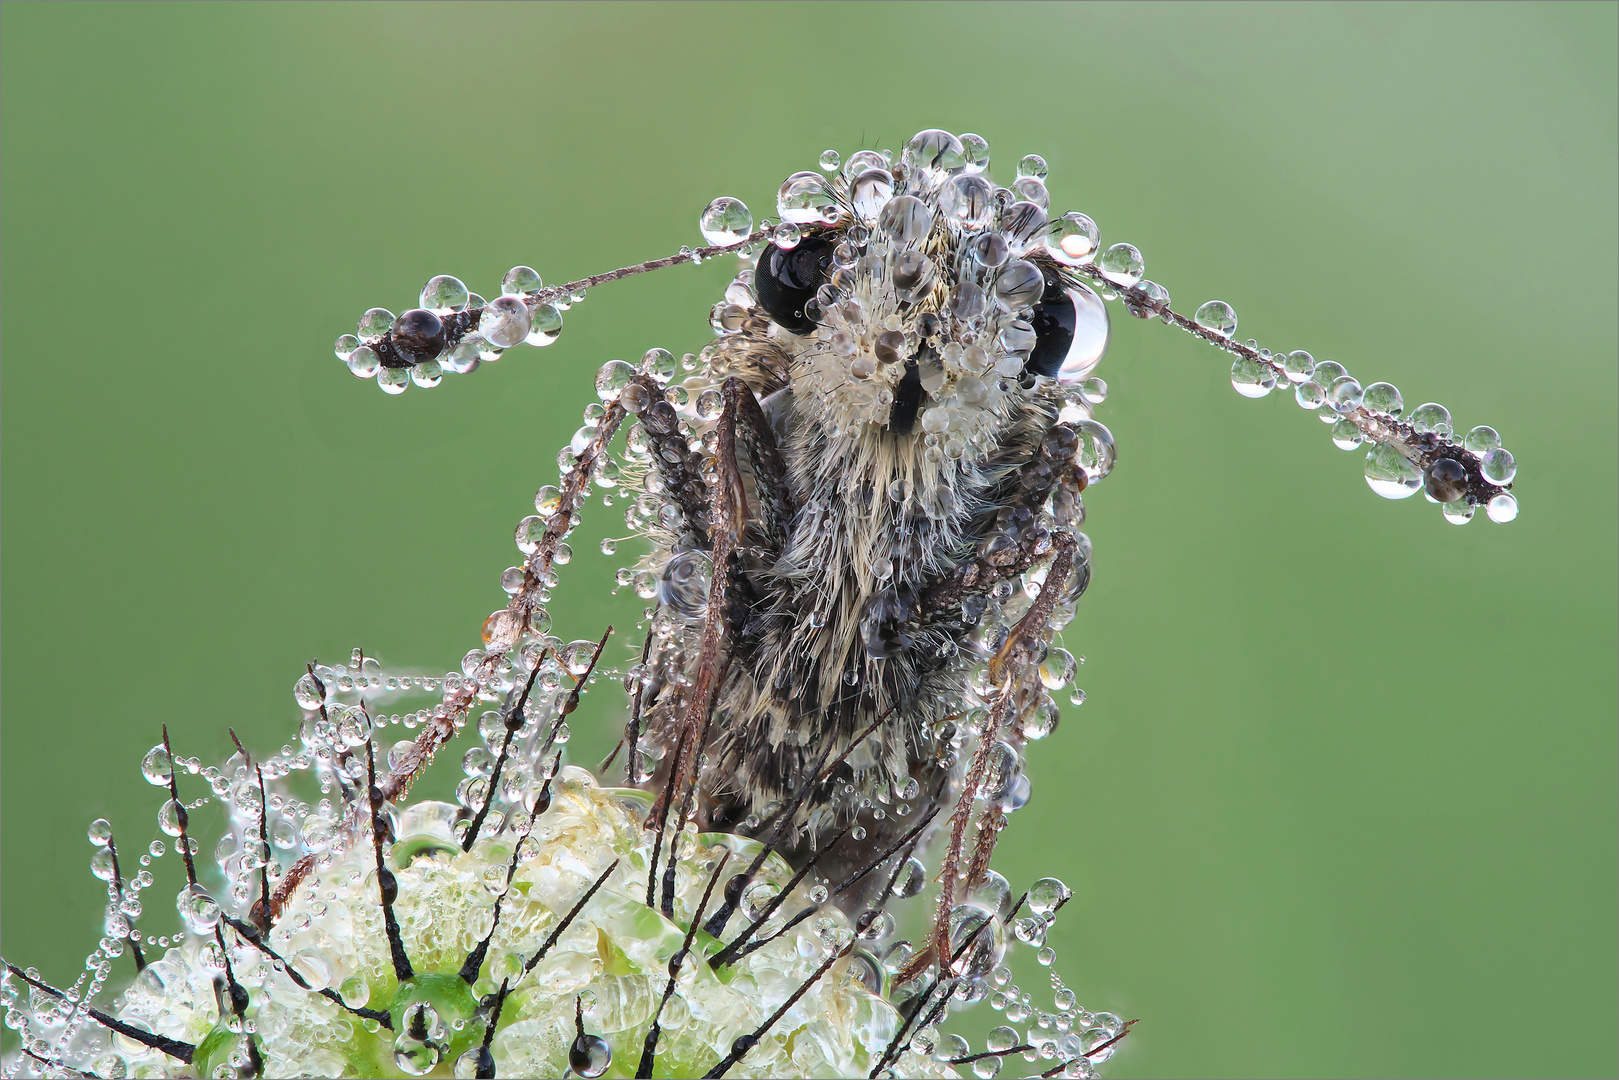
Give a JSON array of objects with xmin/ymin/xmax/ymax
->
[
  {"xmin": 1194, "ymin": 300, "xmax": 1237, "ymax": 337},
  {"xmin": 699, "ymin": 196, "xmax": 752, "ymax": 245},
  {"xmin": 478, "ymin": 295, "xmax": 532, "ymax": 349},
  {"xmin": 1364, "ymin": 443, "xmax": 1422, "ymax": 499},
  {"xmin": 1409, "ymin": 402, "xmax": 1452, "ymax": 435},
  {"xmin": 142, "ymin": 745, "xmax": 173, "ymax": 786},
  {"xmin": 1045, "ymin": 212, "xmax": 1099, "ymax": 266},
  {"xmin": 777, "ymin": 171, "xmax": 838, "ymax": 225},
  {"xmin": 1361, "ymin": 381, "xmax": 1403, "ymax": 416},
  {"xmin": 1073, "ymin": 420, "xmax": 1116, "ymax": 483},
  {"xmin": 419, "ymin": 275, "xmax": 469, "ymax": 314},
  {"xmin": 1480, "ymin": 447, "xmax": 1516, "ymax": 486},
  {"xmin": 569, "ymin": 1032, "xmax": 612, "ymax": 1078},
  {"xmin": 1230, "ymin": 356, "xmax": 1276, "ymax": 398},
  {"xmin": 500, "ymin": 266, "xmax": 543, "ymax": 296},
  {"xmin": 848, "ymin": 169, "xmax": 895, "ymax": 222},
  {"xmin": 901, "ymin": 129, "xmax": 967, "ymax": 185},
  {"xmin": 1486, "ymin": 492, "xmax": 1518, "ymax": 523},
  {"xmin": 1098, "ymin": 243, "xmax": 1143, "ymax": 287}
]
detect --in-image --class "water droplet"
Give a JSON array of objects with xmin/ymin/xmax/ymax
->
[
  {"xmin": 1486, "ymin": 492, "xmax": 1518, "ymax": 523},
  {"xmin": 938, "ymin": 174, "xmax": 996, "ymax": 231},
  {"xmin": 526, "ymin": 302, "xmax": 562, "ymax": 347},
  {"xmin": 901, "ymin": 129, "xmax": 967, "ymax": 185},
  {"xmin": 1294, "ymin": 381, "xmax": 1326, "ymax": 411},
  {"xmin": 294, "ymin": 672, "xmax": 325, "ymax": 710},
  {"xmin": 419, "ymin": 275, "xmax": 469, "ymax": 314},
  {"xmin": 1424, "ymin": 458, "xmax": 1470, "ymax": 503},
  {"xmin": 1464, "ymin": 425, "xmax": 1501, "ymax": 454},
  {"xmin": 1074, "ymin": 420, "xmax": 1116, "ymax": 483},
  {"xmin": 960, "ymin": 132, "xmax": 991, "ymax": 173},
  {"xmin": 377, "ymin": 366, "xmax": 410, "ymax": 395},
  {"xmin": 849, "ymin": 169, "xmax": 895, "ymax": 222},
  {"xmin": 819, "ymin": 149, "xmax": 841, "ymax": 172},
  {"xmin": 478, "ymin": 295, "xmax": 531, "ymax": 349},
  {"xmin": 595, "ymin": 360, "xmax": 635, "ymax": 401},
  {"xmin": 410, "ymin": 359, "xmax": 443, "ymax": 388},
  {"xmin": 699, "ymin": 196, "xmax": 752, "ymax": 246},
  {"xmin": 1480, "ymin": 447, "xmax": 1516, "ymax": 486},
  {"xmin": 1194, "ymin": 300, "xmax": 1237, "ymax": 337},
  {"xmin": 176, "ymin": 884, "xmax": 220, "ymax": 934},
  {"xmin": 1016, "ymin": 153, "xmax": 1049, "ymax": 180},
  {"xmin": 1409, "ymin": 402, "xmax": 1453, "ymax": 436},
  {"xmin": 443, "ymin": 339, "xmax": 480, "ymax": 374},
  {"xmin": 993, "ymin": 259, "xmax": 1044, "ymax": 310},
  {"xmin": 1028, "ymin": 877, "xmax": 1071, "ymax": 915},
  {"xmin": 1327, "ymin": 375, "xmax": 1363, "ymax": 413},
  {"xmin": 1230, "ymin": 356, "xmax": 1276, "ymax": 398},
  {"xmin": 142, "ymin": 745, "xmax": 173, "ymax": 786},
  {"xmin": 501, "ymin": 266, "xmax": 543, "ymax": 296},
  {"xmin": 1282, "ymin": 350, "xmax": 1316, "ymax": 384},
  {"xmin": 1361, "ymin": 381, "xmax": 1403, "ymax": 416},
  {"xmin": 1097, "ymin": 243, "xmax": 1143, "ymax": 287},
  {"xmin": 357, "ymin": 307, "xmax": 394, "ymax": 342},
  {"xmin": 1442, "ymin": 498, "xmax": 1475, "ymax": 525},
  {"xmin": 777, "ymin": 171, "xmax": 838, "ymax": 225},
  {"xmin": 1364, "ymin": 443, "xmax": 1422, "ymax": 498},
  {"xmin": 1046, "ymin": 212, "xmax": 1099, "ymax": 266},
  {"xmin": 87, "ymin": 819, "xmax": 113, "ymax": 847},
  {"xmin": 347, "ymin": 345, "xmax": 380, "ymax": 379},
  {"xmin": 333, "ymin": 333, "xmax": 359, "ymax": 361},
  {"xmin": 1331, "ymin": 418, "xmax": 1364, "ymax": 451}
]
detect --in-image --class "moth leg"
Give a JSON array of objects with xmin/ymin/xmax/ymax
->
[
  {"xmin": 645, "ymin": 379, "xmax": 760, "ymax": 827},
  {"xmin": 926, "ymin": 530, "xmax": 1080, "ymax": 979},
  {"xmin": 918, "ymin": 420, "xmax": 1084, "ymax": 619},
  {"xmin": 622, "ymin": 374, "xmax": 712, "ymax": 545},
  {"xmin": 722, "ymin": 376, "xmax": 795, "ymax": 551}
]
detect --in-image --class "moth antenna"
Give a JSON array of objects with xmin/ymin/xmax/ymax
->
[
  {"xmin": 637, "ymin": 851, "xmax": 730, "ymax": 1078},
  {"xmin": 1080, "ymin": 262, "xmax": 1518, "ymax": 519},
  {"xmin": 346, "ymin": 230, "xmax": 771, "ymax": 374},
  {"xmin": 700, "ymin": 941, "xmax": 855, "ymax": 1079},
  {"xmin": 364, "ymin": 738, "xmax": 413, "ymax": 982}
]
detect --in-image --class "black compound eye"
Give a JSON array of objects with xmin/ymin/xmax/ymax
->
[
  {"xmin": 754, "ymin": 234, "xmax": 835, "ymax": 334},
  {"xmin": 1025, "ymin": 266, "xmax": 1109, "ymax": 382}
]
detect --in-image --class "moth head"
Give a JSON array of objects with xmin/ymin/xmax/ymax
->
[{"xmin": 743, "ymin": 129, "xmax": 1110, "ymax": 449}]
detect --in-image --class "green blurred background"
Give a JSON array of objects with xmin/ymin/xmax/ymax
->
[{"xmin": 3, "ymin": 3, "xmax": 1614, "ymax": 1076}]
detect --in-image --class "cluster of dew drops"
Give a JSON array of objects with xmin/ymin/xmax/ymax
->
[{"xmin": 1186, "ymin": 299, "xmax": 1519, "ymax": 524}]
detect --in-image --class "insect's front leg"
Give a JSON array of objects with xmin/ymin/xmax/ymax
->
[
  {"xmin": 922, "ymin": 530, "xmax": 1081, "ymax": 981},
  {"xmin": 644, "ymin": 377, "xmax": 789, "ymax": 826},
  {"xmin": 919, "ymin": 420, "xmax": 1085, "ymax": 619}
]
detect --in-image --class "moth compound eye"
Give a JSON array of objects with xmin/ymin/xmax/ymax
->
[
  {"xmin": 1025, "ymin": 266, "xmax": 1109, "ymax": 384},
  {"xmin": 754, "ymin": 234, "xmax": 835, "ymax": 334}
]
